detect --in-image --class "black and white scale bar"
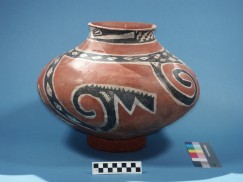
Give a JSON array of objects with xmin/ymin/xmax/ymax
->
[{"xmin": 92, "ymin": 161, "xmax": 142, "ymax": 175}]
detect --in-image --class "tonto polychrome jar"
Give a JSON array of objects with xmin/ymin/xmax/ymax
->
[{"xmin": 37, "ymin": 22, "xmax": 200, "ymax": 152}]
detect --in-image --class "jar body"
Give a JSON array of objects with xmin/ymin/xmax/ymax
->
[{"xmin": 38, "ymin": 22, "xmax": 200, "ymax": 150}]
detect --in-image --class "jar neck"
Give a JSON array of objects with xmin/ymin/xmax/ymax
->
[{"xmin": 88, "ymin": 22, "xmax": 156, "ymax": 44}]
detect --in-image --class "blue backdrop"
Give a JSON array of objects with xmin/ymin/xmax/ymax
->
[{"xmin": 0, "ymin": 0, "xmax": 243, "ymax": 181}]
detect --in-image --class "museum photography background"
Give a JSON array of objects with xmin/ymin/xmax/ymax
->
[{"xmin": 0, "ymin": 0, "xmax": 243, "ymax": 181}]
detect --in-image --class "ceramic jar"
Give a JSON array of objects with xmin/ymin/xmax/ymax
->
[{"xmin": 37, "ymin": 22, "xmax": 200, "ymax": 152}]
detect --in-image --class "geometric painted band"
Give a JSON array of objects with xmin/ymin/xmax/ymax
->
[
  {"xmin": 89, "ymin": 26, "xmax": 155, "ymax": 43},
  {"xmin": 43, "ymin": 49, "xmax": 199, "ymax": 132},
  {"xmin": 66, "ymin": 48, "xmax": 198, "ymax": 106}
]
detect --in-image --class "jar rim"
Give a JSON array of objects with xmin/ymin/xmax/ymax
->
[{"xmin": 88, "ymin": 22, "xmax": 156, "ymax": 31}]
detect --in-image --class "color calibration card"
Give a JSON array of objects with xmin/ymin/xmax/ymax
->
[
  {"xmin": 92, "ymin": 161, "xmax": 142, "ymax": 175},
  {"xmin": 185, "ymin": 142, "xmax": 221, "ymax": 168}
]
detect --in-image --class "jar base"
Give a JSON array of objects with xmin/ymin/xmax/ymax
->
[{"xmin": 87, "ymin": 135, "xmax": 146, "ymax": 152}]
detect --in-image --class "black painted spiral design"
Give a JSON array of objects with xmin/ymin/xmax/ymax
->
[{"xmin": 151, "ymin": 63, "xmax": 198, "ymax": 106}]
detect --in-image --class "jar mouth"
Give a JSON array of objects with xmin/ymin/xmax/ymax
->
[{"xmin": 88, "ymin": 22, "xmax": 156, "ymax": 31}]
